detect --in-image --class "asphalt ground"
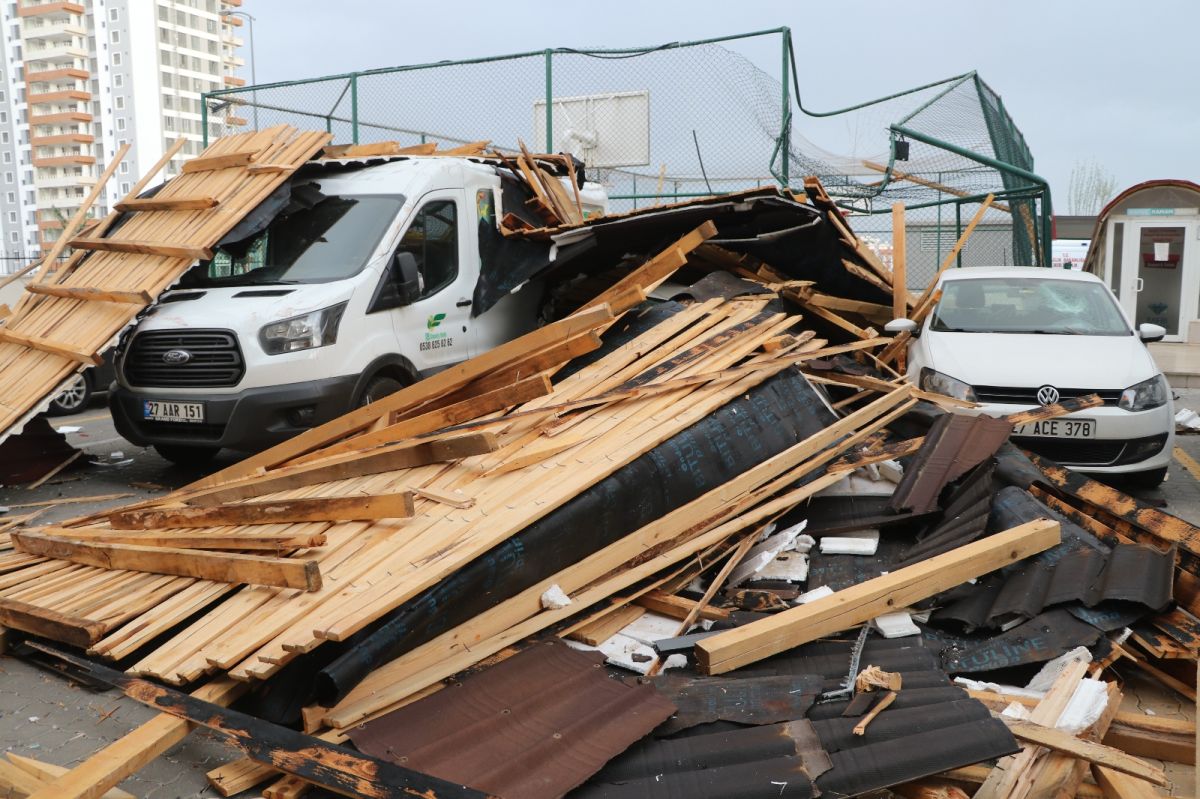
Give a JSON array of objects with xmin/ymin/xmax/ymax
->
[{"xmin": 0, "ymin": 392, "xmax": 1197, "ymax": 797}]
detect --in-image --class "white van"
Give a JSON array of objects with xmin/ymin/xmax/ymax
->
[{"xmin": 110, "ymin": 156, "xmax": 606, "ymax": 464}]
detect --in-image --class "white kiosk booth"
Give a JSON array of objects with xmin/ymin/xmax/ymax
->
[{"xmin": 1085, "ymin": 180, "xmax": 1200, "ymax": 342}]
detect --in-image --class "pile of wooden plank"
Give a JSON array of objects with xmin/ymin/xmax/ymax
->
[{"xmin": 0, "ymin": 151, "xmax": 1195, "ymax": 798}]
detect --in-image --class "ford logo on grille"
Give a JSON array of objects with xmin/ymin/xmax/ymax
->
[
  {"xmin": 1036, "ymin": 385, "xmax": 1060, "ymax": 406},
  {"xmin": 162, "ymin": 349, "xmax": 192, "ymax": 365}
]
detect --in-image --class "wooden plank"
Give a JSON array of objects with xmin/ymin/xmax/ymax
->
[
  {"xmin": 0, "ymin": 597, "xmax": 105, "ymax": 647},
  {"xmin": 180, "ymin": 150, "xmax": 258, "ymax": 173},
  {"xmin": 113, "ymin": 196, "xmax": 219, "ymax": 212},
  {"xmin": 0, "ymin": 328, "xmax": 101, "ymax": 365},
  {"xmin": 45, "ymin": 528, "xmax": 328, "ymax": 551},
  {"xmin": 4, "ymin": 754, "xmax": 135, "ymax": 799},
  {"xmin": 24, "ymin": 678, "xmax": 245, "ymax": 799},
  {"xmin": 1001, "ymin": 717, "xmax": 1166, "ymax": 785},
  {"xmin": 188, "ymin": 304, "xmax": 614, "ymax": 487},
  {"xmin": 66, "ymin": 237, "xmax": 212, "ymax": 261},
  {"xmin": 24, "ymin": 284, "xmax": 153, "ymax": 304},
  {"xmin": 26, "ymin": 449, "xmax": 83, "ymax": 489},
  {"xmin": 584, "ymin": 221, "xmax": 716, "ymax": 313},
  {"xmin": 11, "ymin": 531, "xmax": 322, "ymax": 591},
  {"xmin": 806, "ymin": 293, "xmax": 893, "ymax": 324},
  {"xmin": 635, "ymin": 588, "xmax": 730, "ymax": 621},
  {"xmin": 109, "ymin": 492, "xmax": 415, "ymax": 529},
  {"xmin": 1091, "ymin": 764, "xmax": 1164, "ymax": 799},
  {"xmin": 892, "ymin": 201, "xmax": 907, "ymax": 319},
  {"xmin": 182, "ymin": 432, "xmax": 498, "ymax": 506},
  {"xmin": 1006, "ymin": 393, "xmax": 1105, "ymax": 426},
  {"xmin": 695, "ymin": 519, "xmax": 1061, "ymax": 674},
  {"xmin": 30, "ymin": 643, "xmax": 492, "ymax": 799},
  {"xmin": 566, "ymin": 605, "xmax": 646, "ymax": 647}
]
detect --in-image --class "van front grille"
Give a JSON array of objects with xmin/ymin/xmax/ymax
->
[{"xmin": 124, "ymin": 329, "xmax": 244, "ymax": 388}]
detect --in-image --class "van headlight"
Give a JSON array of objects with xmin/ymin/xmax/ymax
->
[
  {"xmin": 1119, "ymin": 374, "xmax": 1168, "ymax": 411},
  {"xmin": 919, "ymin": 367, "xmax": 977, "ymax": 401},
  {"xmin": 259, "ymin": 302, "xmax": 347, "ymax": 355}
]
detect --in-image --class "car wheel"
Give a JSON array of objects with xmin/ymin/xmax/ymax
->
[
  {"xmin": 1123, "ymin": 466, "xmax": 1168, "ymax": 489},
  {"xmin": 48, "ymin": 373, "xmax": 91, "ymax": 416},
  {"xmin": 153, "ymin": 444, "xmax": 220, "ymax": 466},
  {"xmin": 357, "ymin": 375, "xmax": 407, "ymax": 408}
]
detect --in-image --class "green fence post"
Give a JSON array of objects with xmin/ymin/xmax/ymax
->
[
  {"xmin": 544, "ymin": 49, "xmax": 553, "ymax": 151},
  {"xmin": 955, "ymin": 201, "xmax": 963, "ymax": 268},
  {"xmin": 350, "ymin": 74, "xmax": 359, "ymax": 144},
  {"xmin": 779, "ymin": 27, "xmax": 791, "ymax": 189},
  {"xmin": 201, "ymin": 95, "xmax": 209, "ymax": 146}
]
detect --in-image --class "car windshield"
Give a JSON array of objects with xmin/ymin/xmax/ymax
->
[
  {"xmin": 929, "ymin": 277, "xmax": 1131, "ymax": 336},
  {"xmin": 181, "ymin": 194, "xmax": 405, "ymax": 287}
]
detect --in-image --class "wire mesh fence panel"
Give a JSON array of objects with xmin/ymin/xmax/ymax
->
[{"xmin": 203, "ymin": 29, "xmax": 1051, "ymax": 263}]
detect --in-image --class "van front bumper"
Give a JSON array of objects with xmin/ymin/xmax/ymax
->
[{"xmin": 110, "ymin": 374, "xmax": 359, "ymax": 453}]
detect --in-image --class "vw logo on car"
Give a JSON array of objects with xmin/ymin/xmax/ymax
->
[
  {"xmin": 1036, "ymin": 385, "xmax": 1060, "ymax": 406},
  {"xmin": 162, "ymin": 349, "xmax": 192, "ymax": 365}
]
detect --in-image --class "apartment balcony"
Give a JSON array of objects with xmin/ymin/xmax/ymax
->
[
  {"xmin": 24, "ymin": 42, "xmax": 88, "ymax": 63},
  {"xmin": 31, "ymin": 132, "xmax": 92, "ymax": 147},
  {"xmin": 29, "ymin": 111, "xmax": 91, "ymax": 126},
  {"xmin": 223, "ymin": 54, "xmax": 246, "ymax": 68},
  {"xmin": 221, "ymin": 14, "xmax": 243, "ymax": 26},
  {"xmin": 24, "ymin": 66, "xmax": 87, "ymax": 83},
  {"xmin": 36, "ymin": 216, "xmax": 64, "ymax": 232},
  {"xmin": 27, "ymin": 89, "xmax": 90, "ymax": 105},
  {"xmin": 221, "ymin": 0, "xmax": 243, "ymax": 6},
  {"xmin": 223, "ymin": 75, "xmax": 245, "ymax": 87},
  {"xmin": 21, "ymin": 20, "xmax": 87, "ymax": 42},
  {"xmin": 33, "ymin": 154, "xmax": 94, "ymax": 168},
  {"xmin": 16, "ymin": 2, "xmax": 85, "ymax": 19}
]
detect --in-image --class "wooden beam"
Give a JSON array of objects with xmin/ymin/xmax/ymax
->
[
  {"xmin": 24, "ymin": 284, "xmax": 152, "ymax": 304},
  {"xmin": 0, "ymin": 327, "xmax": 101, "ymax": 364},
  {"xmin": 0, "ymin": 597, "xmax": 105, "ymax": 647},
  {"xmin": 108, "ymin": 492, "xmax": 415, "ymax": 529},
  {"xmin": 1091, "ymin": 764, "xmax": 1164, "ymax": 799},
  {"xmin": 634, "ymin": 589, "xmax": 730, "ymax": 621},
  {"xmin": 66, "ymin": 237, "xmax": 212, "ymax": 261},
  {"xmin": 43, "ymin": 527, "xmax": 328, "ymax": 551},
  {"xmin": 29, "ymin": 644, "xmax": 492, "ymax": 799},
  {"xmin": 179, "ymin": 150, "xmax": 258, "ymax": 173},
  {"xmin": 24, "ymin": 678, "xmax": 245, "ymax": 799},
  {"xmin": 10, "ymin": 531, "xmax": 322, "ymax": 591},
  {"xmin": 891, "ymin": 201, "xmax": 907, "ymax": 319},
  {"xmin": 695, "ymin": 519, "xmax": 1061, "ymax": 674},
  {"xmin": 113, "ymin": 196, "xmax": 219, "ymax": 212},
  {"xmin": 584, "ymin": 220, "xmax": 717, "ymax": 314},
  {"xmin": 181, "ymin": 432, "xmax": 498, "ymax": 506},
  {"xmin": 4, "ymin": 754, "xmax": 135, "ymax": 799},
  {"xmin": 1000, "ymin": 717, "xmax": 1166, "ymax": 785}
]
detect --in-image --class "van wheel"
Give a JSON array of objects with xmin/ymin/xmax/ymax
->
[
  {"xmin": 154, "ymin": 444, "xmax": 220, "ymax": 466},
  {"xmin": 1123, "ymin": 466, "xmax": 1168, "ymax": 489},
  {"xmin": 358, "ymin": 375, "xmax": 407, "ymax": 408},
  {"xmin": 48, "ymin": 373, "xmax": 91, "ymax": 416}
]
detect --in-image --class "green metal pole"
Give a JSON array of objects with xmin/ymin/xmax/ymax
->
[
  {"xmin": 779, "ymin": 28, "xmax": 791, "ymax": 188},
  {"xmin": 350, "ymin": 74, "xmax": 359, "ymax": 144},
  {"xmin": 201, "ymin": 96, "xmax": 209, "ymax": 146},
  {"xmin": 955, "ymin": 201, "xmax": 963, "ymax": 268},
  {"xmin": 544, "ymin": 50, "xmax": 553, "ymax": 151}
]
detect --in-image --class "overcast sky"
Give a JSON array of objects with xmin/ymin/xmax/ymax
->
[{"xmin": 244, "ymin": 0, "xmax": 1197, "ymax": 213}]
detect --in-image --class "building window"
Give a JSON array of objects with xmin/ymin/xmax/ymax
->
[
  {"xmin": 5, "ymin": 192, "xmax": 12, "ymax": 203},
  {"xmin": 3, "ymin": 173, "xmax": 11, "ymax": 185},
  {"xmin": 110, "ymin": 8, "xmax": 118, "ymax": 20},
  {"xmin": 116, "ymin": 118, "xmax": 126, "ymax": 130},
  {"xmin": 6, "ymin": 212, "xmax": 13, "ymax": 223},
  {"xmin": 111, "ymin": 31, "xmax": 120, "ymax": 44},
  {"xmin": 2, "ymin": 153, "xmax": 9, "ymax": 164},
  {"xmin": 115, "ymin": 96, "xmax": 125, "ymax": 110},
  {"xmin": 114, "ymin": 75, "xmax": 124, "ymax": 89},
  {"xmin": 113, "ymin": 53, "xmax": 122, "ymax": 66},
  {"xmin": 121, "ymin": 182, "xmax": 130, "ymax": 194},
  {"xmin": 119, "ymin": 161, "xmax": 128, "ymax": 174},
  {"xmin": 8, "ymin": 232, "xmax": 16, "ymax": 244}
]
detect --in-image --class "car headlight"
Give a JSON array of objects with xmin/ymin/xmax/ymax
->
[
  {"xmin": 1119, "ymin": 374, "xmax": 1168, "ymax": 411},
  {"xmin": 259, "ymin": 302, "xmax": 347, "ymax": 355},
  {"xmin": 919, "ymin": 367, "xmax": 977, "ymax": 401}
]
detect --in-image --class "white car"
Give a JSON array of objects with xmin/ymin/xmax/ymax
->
[{"xmin": 899, "ymin": 266, "xmax": 1173, "ymax": 487}]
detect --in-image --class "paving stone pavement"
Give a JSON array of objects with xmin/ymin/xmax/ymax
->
[{"xmin": 0, "ymin": 394, "xmax": 1197, "ymax": 797}]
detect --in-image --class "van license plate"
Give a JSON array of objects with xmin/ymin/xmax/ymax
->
[
  {"xmin": 143, "ymin": 400, "xmax": 205, "ymax": 424},
  {"xmin": 1013, "ymin": 418, "xmax": 1096, "ymax": 439}
]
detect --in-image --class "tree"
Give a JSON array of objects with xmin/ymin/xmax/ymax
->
[{"xmin": 1066, "ymin": 160, "xmax": 1117, "ymax": 215}]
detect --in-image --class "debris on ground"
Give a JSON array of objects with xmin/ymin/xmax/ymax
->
[{"xmin": 0, "ymin": 135, "xmax": 1194, "ymax": 799}]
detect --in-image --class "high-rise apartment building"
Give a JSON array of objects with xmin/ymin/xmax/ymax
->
[{"xmin": 0, "ymin": 0, "xmax": 247, "ymax": 263}]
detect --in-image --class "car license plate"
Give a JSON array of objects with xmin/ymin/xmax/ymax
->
[
  {"xmin": 1012, "ymin": 418, "xmax": 1096, "ymax": 439},
  {"xmin": 143, "ymin": 400, "xmax": 205, "ymax": 424}
]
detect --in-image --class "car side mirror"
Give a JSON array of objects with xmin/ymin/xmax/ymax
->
[
  {"xmin": 885, "ymin": 318, "xmax": 918, "ymax": 334},
  {"xmin": 1138, "ymin": 323, "xmax": 1166, "ymax": 343},
  {"xmin": 395, "ymin": 252, "xmax": 421, "ymax": 305}
]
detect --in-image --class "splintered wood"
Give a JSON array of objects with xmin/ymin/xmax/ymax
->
[{"xmin": 0, "ymin": 126, "xmax": 330, "ymax": 445}]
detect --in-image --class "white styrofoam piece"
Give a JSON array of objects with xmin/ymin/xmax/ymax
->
[
  {"xmin": 1026, "ymin": 647, "xmax": 1093, "ymax": 692},
  {"xmin": 793, "ymin": 533, "xmax": 815, "ymax": 554},
  {"xmin": 815, "ymin": 474, "xmax": 895, "ymax": 497},
  {"xmin": 618, "ymin": 611, "xmax": 682, "ymax": 646},
  {"xmin": 729, "ymin": 520, "xmax": 809, "ymax": 587},
  {"xmin": 862, "ymin": 463, "xmax": 882, "ymax": 482},
  {"xmin": 910, "ymin": 609, "xmax": 932, "ymax": 623},
  {"xmin": 1055, "ymin": 678, "xmax": 1108, "ymax": 734},
  {"xmin": 662, "ymin": 654, "xmax": 688, "ymax": 671},
  {"xmin": 756, "ymin": 551, "xmax": 809, "ymax": 583},
  {"xmin": 1175, "ymin": 407, "xmax": 1200, "ymax": 431},
  {"xmin": 953, "ymin": 677, "xmax": 1043, "ymax": 700},
  {"xmin": 539, "ymin": 584, "xmax": 571, "ymax": 610},
  {"xmin": 872, "ymin": 610, "xmax": 921, "ymax": 638},
  {"xmin": 819, "ymin": 529, "xmax": 880, "ymax": 556},
  {"xmin": 596, "ymin": 633, "xmax": 660, "ymax": 674},
  {"xmin": 877, "ymin": 459, "xmax": 904, "ymax": 484},
  {"xmin": 795, "ymin": 585, "xmax": 835, "ymax": 605},
  {"xmin": 1001, "ymin": 701, "xmax": 1033, "ymax": 721}
]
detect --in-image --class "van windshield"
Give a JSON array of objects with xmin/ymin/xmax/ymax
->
[
  {"xmin": 182, "ymin": 194, "xmax": 404, "ymax": 287},
  {"xmin": 929, "ymin": 277, "xmax": 1131, "ymax": 336}
]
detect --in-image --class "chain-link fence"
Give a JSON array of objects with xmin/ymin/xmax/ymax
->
[{"xmin": 203, "ymin": 28, "xmax": 1052, "ymax": 280}]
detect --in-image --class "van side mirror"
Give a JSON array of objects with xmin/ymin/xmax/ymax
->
[
  {"xmin": 395, "ymin": 252, "xmax": 421, "ymax": 305},
  {"xmin": 885, "ymin": 318, "xmax": 918, "ymax": 334},
  {"xmin": 1138, "ymin": 323, "xmax": 1166, "ymax": 343},
  {"xmin": 367, "ymin": 252, "xmax": 422, "ymax": 314}
]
